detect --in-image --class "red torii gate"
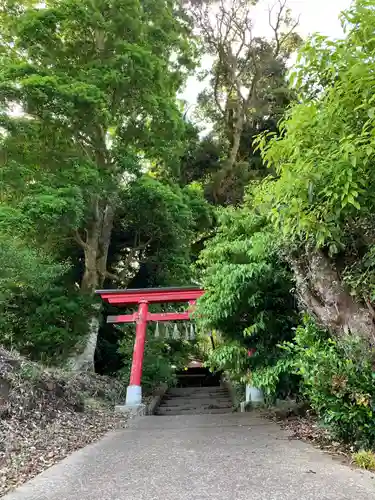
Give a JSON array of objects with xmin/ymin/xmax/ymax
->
[{"xmin": 96, "ymin": 286, "xmax": 204, "ymax": 407}]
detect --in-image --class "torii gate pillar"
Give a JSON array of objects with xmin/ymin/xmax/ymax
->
[
  {"xmin": 126, "ymin": 300, "xmax": 148, "ymax": 406},
  {"xmin": 96, "ymin": 287, "xmax": 204, "ymax": 409}
]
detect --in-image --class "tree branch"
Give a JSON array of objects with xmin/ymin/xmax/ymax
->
[
  {"xmin": 268, "ymin": 0, "xmax": 286, "ymax": 55},
  {"xmin": 74, "ymin": 229, "xmax": 89, "ymax": 250},
  {"xmin": 277, "ymin": 17, "xmax": 300, "ymax": 54},
  {"xmin": 213, "ymin": 66, "xmax": 226, "ymax": 117},
  {"xmin": 105, "ymin": 237, "xmax": 153, "ymax": 284},
  {"xmin": 268, "ymin": 0, "xmax": 300, "ymax": 57},
  {"xmin": 105, "ymin": 270, "xmax": 121, "ymax": 283},
  {"xmin": 363, "ymin": 296, "xmax": 375, "ymax": 345}
]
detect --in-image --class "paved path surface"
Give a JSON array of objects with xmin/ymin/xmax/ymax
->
[{"xmin": 4, "ymin": 413, "xmax": 375, "ymax": 500}]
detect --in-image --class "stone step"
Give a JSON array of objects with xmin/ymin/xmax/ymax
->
[
  {"xmin": 168, "ymin": 388, "xmax": 228, "ymax": 392},
  {"xmin": 161, "ymin": 398, "xmax": 232, "ymax": 407},
  {"xmin": 169, "ymin": 385, "xmax": 224, "ymax": 391},
  {"xmin": 164, "ymin": 394, "xmax": 230, "ymax": 401},
  {"xmin": 155, "ymin": 407, "xmax": 234, "ymax": 415},
  {"xmin": 166, "ymin": 389, "xmax": 228, "ymax": 398},
  {"xmin": 159, "ymin": 402, "xmax": 232, "ymax": 410},
  {"xmin": 154, "ymin": 384, "xmax": 233, "ymax": 417}
]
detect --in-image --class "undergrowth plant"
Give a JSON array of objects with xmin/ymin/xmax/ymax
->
[
  {"xmin": 352, "ymin": 450, "xmax": 375, "ymax": 470},
  {"xmin": 253, "ymin": 317, "xmax": 375, "ymax": 450}
]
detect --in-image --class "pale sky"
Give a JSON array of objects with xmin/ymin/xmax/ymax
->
[{"xmin": 181, "ymin": 0, "xmax": 352, "ymax": 107}]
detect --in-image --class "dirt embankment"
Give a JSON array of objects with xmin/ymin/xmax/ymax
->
[{"xmin": 0, "ymin": 348, "xmax": 127, "ymax": 497}]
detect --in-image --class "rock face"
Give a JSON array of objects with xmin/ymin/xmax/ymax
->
[{"xmin": 0, "ymin": 347, "xmax": 127, "ymax": 497}]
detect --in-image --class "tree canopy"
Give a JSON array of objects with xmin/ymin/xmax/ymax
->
[{"xmin": 0, "ymin": 0, "xmax": 202, "ymax": 369}]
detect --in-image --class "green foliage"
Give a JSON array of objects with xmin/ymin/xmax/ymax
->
[
  {"xmin": 205, "ymin": 342, "xmax": 249, "ymax": 383},
  {"xmin": 352, "ymin": 450, "xmax": 375, "ymax": 470},
  {"xmin": 0, "ymin": 234, "xmax": 92, "ymax": 363},
  {"xmin": 3, "ymin": 286, "xmax": 93, "ymax": 364},
  {"xmin": 196, "ymin": 208, "xmax": 296, "ymax": 350},
  {"xmin": 255, "ymin": 0, "xmax": 375, "ymax": 253},
  {"xmin": 261, "ymin": 318, "xmax": 375, "ymax": 449},
  {"xmin": 110, "ymin": 175, "xmax": 213, "ymax": 286},
  {"xmin": 178, "ymin": 129, "xmax": 223, "ymax": 187},
  {"xmin": 0, "ymin": 0, "xmax": 196, "ymax": 241},
  {"xmin": 251, "ymin": 357, "xmax": 296, "ymax": 399},
  {"xmin": 0, "ymin": 235, "xmax": 66, "ymax": 300},
  {"xmin": 251, "ymin": 316, "xmax": 375, "ymax": 448},
  {"xmin": 195, "ymin": 207, "xmax": 298, "ymax": 393}
]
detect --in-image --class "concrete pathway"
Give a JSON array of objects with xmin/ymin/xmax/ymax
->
[{"xmin": 4, "ymin": 413, "xmax": 375, "ymax": 500}]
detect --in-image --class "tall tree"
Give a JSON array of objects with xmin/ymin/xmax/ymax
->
[
  {"xmin": 0, "ymin": 0, "xmax": 196, "ymax": 370},
  {"xmin": 255, "ymin": 0, "xmax": 375, "ymax": 344},
  {"xmin": 191, "ymin": 0, "xmax": 300, "ymax": 175},
  {"xmin": 195, "ymin": 207, "xmax": 297, "ymax": 384}
]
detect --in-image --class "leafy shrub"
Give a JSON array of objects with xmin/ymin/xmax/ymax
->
[
  {"xmin": 0, "ymin": 234, "xmax": 67, "ymax": 300},
  {"xmin": 0, "ymin": 285, "xmax": 93, "ymax": 364},
  {"xmin": 295, "ymin": 320, "xmax": 375, "ymax": 448},
  {"xmin": 254, "ymin": 0, "xmax": 375, "ymax": 252},
  {"xmin": 258, "ymin": 317, "xmax": 375, "ymax": 449},
  {"xmin": 205, "ymin": 342, "xmax": 249, "ymax": 383},
  {"xmin": 0, "ymin": 235, "xmax": 91, "ymax": 363},
  {"xmin": 251, "ymin": 357, "xmax": 298, "ymax": 402}
]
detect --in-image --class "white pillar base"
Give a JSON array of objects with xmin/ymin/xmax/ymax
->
[
  {"xmin": 125, "ymin": 384, "xmax": 142, "ymax": 406},
  {"xmin": 246, "ymin": 385, "xmax": 264, "ymax": 405}
]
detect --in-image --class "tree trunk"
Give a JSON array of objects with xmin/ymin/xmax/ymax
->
[
  {"xmin": 227, "ymin": 113, "xmax": 244, "ymax": 171},
  {"xmin": 289, "ymin": 248, "xmax": 375, "ymax": 345},
  {"xmin": 69, "ymin": 305, "xmax": 101, "ymax": 372},
  {"xmin": 70, "ymin": 201, "xmax": 115, "ymax": 372}
]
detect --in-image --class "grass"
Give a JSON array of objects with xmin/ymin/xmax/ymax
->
[{"xmin": 352, "ymin": 450, "xmax": 375, "ymax": 471}]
